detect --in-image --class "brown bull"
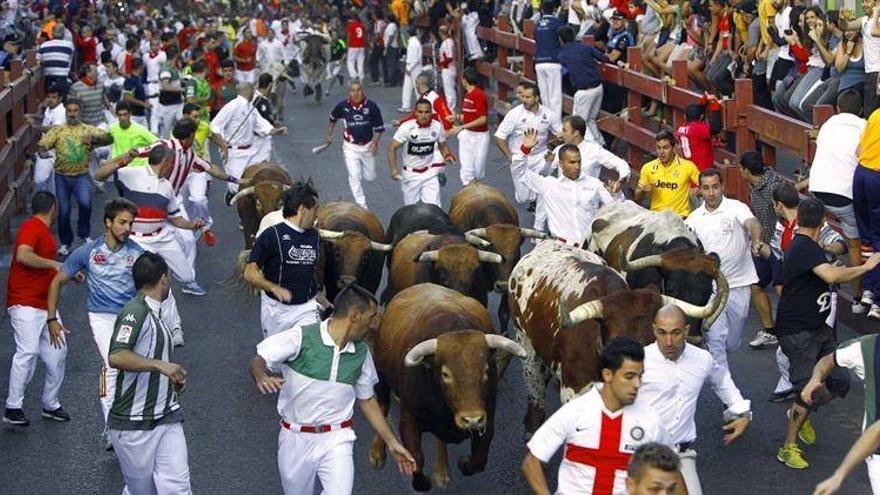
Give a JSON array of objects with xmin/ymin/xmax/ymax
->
[
  {"xmin": 314, "ymin": 201, "xmax": 391, "ymax": 301},
  {"xmin": 449, "ymin": 181, "xmax": 547, "ymax": 332},
  {"xmin": 509, "ymin": 241, "xmax": 727, "ymax": 438},
  {"xmin": 382, "ymin": 231, "xmax": 503, "ymax": 305},
  {"xmin": 369, "ymin": 283, "xmax": 526, "ymax": 491},
  {"xmin": 229, "ymin": 162, "xmax": 292, "ymax": 249}
]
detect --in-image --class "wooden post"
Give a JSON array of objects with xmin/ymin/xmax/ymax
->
[
  {"xmin": 626, "ymin": 47, "xmax": 643, "ymax": 166},
  {"xmin": 732, "ymin": 78, "xmax": 756, "ymax": 155},
  {"xmin": 523, "ymin": 20, "xmax": 536, "ymax": 82},
  {"xmin": 496, "ymin": 19, "xmax": 509, "ymax": 101},
  {"xmin": 9, "ymin": 60, "xmax": 23, "ymax": 132},
  {"xmin": 671, "ymin": 59, "xmax": 689, "ymax": 129}
]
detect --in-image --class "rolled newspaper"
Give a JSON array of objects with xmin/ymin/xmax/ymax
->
[{"xmin": 311, "ymin": 142, "xmax": 331, "ymax": 155}]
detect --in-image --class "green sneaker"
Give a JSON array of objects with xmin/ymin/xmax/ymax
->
[
  {"xmin": 777, "ymin": 444, "xmax": 809, "ymax": 469},
  {"xmin": 798, "ymin": 418, "xmax": 816, "ymax": 445}
]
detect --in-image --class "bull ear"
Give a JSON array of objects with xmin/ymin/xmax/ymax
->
[{"xmin": 415, "ymin": 250, "xmax": 439, "ymax": 263}]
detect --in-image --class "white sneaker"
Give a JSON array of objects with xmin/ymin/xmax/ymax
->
[
  {"xmin": 869, "ymin": 305, "xmax": 880, "ymax": 321},
  {"xmin": 852, "ymin": 301, "xmax": 867, "ymax": 314},
  {"xmin": 57, "ymin": 244, "xmax": 70, "ymax": 256},
  {"xmin": 749, "ymin": 330, "xmax": 778, "ymax": 348},
  {"xmin": 102, "ymin": 427, "xmax": 113, "ymax": 451},
  {"xmin": 862, "ymin": 290, "xmax": 875, "ymax": 307},
  {"xmin": 171, "ymin": 328, "xmax": 185, "ymax": 347}
]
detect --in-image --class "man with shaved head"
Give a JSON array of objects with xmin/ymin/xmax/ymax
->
[{"xmin": 634, "ymin": 305, "xmax": 753, "ymax": 495}]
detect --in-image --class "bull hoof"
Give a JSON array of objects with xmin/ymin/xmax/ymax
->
[
  {"xmin": 457, "ymin": 457, "xmax": 485, "ymax": 476},
  {"xmin": 431, "ymin": 469, "xmax": 451, "ymax": 489},
  {"xmin": 412, "ymin": 472, "xmax": 432, "ymax": 492}
]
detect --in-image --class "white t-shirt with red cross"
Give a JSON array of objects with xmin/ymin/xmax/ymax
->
[
  {"xmin": 527, "ymin": 386, "xmax": 671, "ymax": 495},
  {"xmin": 393, "ymin": 118, "xmax": 446, "ymax": 176}
]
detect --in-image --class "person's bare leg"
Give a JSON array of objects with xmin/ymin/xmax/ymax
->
[
  {"xmin": 751, "ymin": 284, "xmax": 774, "ymax": 329},
  {"xmin": 849, "ymin": 237, "xmax": 863, "ymax": 298}
]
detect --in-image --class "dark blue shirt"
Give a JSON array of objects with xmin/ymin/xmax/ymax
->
[
  {"xmin": 607, "ymin": 29, "xmax": 636, "ymax": 62},
  {"xmin": 123, "ymin": 75, "xmax": 147, "ymax": 117},
  {"xmin": 534, "ymin": 14, "xmax": 563, "ymax": 64},
  {"xmin": 329, "ymin": 97, "xmax": 385, "ymax": 145},
  {"xmin": 558, "ymin": 43, "xmax": 608, "ymax": 89},
  {"xmin": 248, "ymin": 223, "xmax": 319, "ymax": 305}
]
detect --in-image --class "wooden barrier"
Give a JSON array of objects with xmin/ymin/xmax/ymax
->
[
  {"xmin": 0, "ymin": 50, "xmax": 42, "ymax": 245},
  {"xmin": 468, "ymin": 18, "xmax": 880, "ymax": 334}
]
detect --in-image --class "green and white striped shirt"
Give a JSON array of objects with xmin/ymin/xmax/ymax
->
[{"xmin": 108, "ymin": 293, "xmax": 182, "ymax": 429}]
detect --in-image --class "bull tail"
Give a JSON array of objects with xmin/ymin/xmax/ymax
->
[{"xmin": 220, "ymin": 249, "xmax": 260, "ymax": 301}]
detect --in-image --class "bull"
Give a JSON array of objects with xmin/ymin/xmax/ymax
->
[
  {"xmin": 449, "ymin": 181, "xmax": 547, "ymax": 332},
  {"xmin": 369, "ymin": 283, "xmax": 526, "ymax": 491},
  {"xmin": 298, "ymin": 34, "xmax": 330, "ymax": 102},
  {"xmin": 509, "ymin": 241, "xmax": 727, "ymax": 438},
  {"xmin": 386, "ymin": 203, "xmax": 457, "ymax": 247},
  {"xmin": 590, "ymin": 200, "xmax": 717, "ymax": 331},
  {"xmin": 314, "ymin": 201, "xmax": 392, "ymax": 301},
  {"xmin": 382, "ymin": 231, "xmax": 502, "ymax": 305},
  {"xmin": 228, "ymin": 162, "xmax": 292, "ymax": 249}
]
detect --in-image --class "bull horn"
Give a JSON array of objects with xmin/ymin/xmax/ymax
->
[
  {"xmin": 417, "ymin": 250, "xmax": 439, "ymax": 262},
  {"xmin": 465, "ymin": 228, "xmax": 488, "ymax": 238},
  {"xmin": 465, "ymin": 232, "xmax": 492, "ymax": 248},
  {"xmin": 519, "ymin": 227, "xmax": 549, "ymax": 239},
  {"xmin": 318, "ymin": 229, "xmax": 346, "ymax": 240},
  {"xmin": 229, "ymin": 186, "xmax": 255, "ymax": 204},
  {"xmin": 620, "ymin": 250, "xmax": 664, "ymax": 272},
  {"xmin": 485, "ymin": 334, "xmax": 527, "ymax": 358},
  {"xmin": 404, "ymin": 339, "xmax": 438, "ymax": 366},
  {"xmin": 565, "ymin": 299, "xmax": 604, "ymax": 326},
  {"xmin": 370, "ymin": 240, "xmax": 393, "ymax": 252},
  {"xmin": 660, "ymin": 269, "xmax": 729, "ymax": 327},
  {"xmin": 477, "ymin": 250, "xmax": 504, "ymax": 263}
]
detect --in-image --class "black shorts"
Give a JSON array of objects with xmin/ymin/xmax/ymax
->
[
  {"xmin": 777, "ymin": 325, "xmax": 850, "ymax": 400},
  {"xmin": 753, "ymin": 254, "xmax": 784, "ymax": 288}
]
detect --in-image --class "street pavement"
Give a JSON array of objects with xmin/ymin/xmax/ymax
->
[{"xmin": 0, "ymin": 83, "xmax": 874, "ymax": 495}]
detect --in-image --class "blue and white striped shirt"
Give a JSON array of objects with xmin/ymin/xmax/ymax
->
[{"xmin": 62, "ymin": 238, "xmax": 145, "ymax": 314}]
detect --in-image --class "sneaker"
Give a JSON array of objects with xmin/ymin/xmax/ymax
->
[
  {"xmin": 799, "ymin": 418, "xmax": 816, "ymax": 445},
  {"xmin": 869, "ymin": 305, "xmax": 880, "ymax": 321},
  {"xmin": 767, "ymin": 389, "xmax": 797, "ymax": 403},
  {"xmin": 225, "ymin": 189, "xmax": 235, "ymax": 206},
  {"xmin": 202, "ymin": 229, "xmax": 217, "ymax": 247},
  {"xmin": 102, "ymin": 427, "xmax": 113, "ymax": 451},
  {"xmin": 777, "ymin": 444, "xmax": 809, "ymax": 469},
  {"xmin": 41, "ymin": 407, "xmax": 71, "ymax": 422},
  {"xmin": 853, "ymin": 301, "xmax": 867, "ymax": 314},
  {"xmin": 3, "ymin": 408, "xmax": 30, "ymax": 426},
  {"xmin": 182, "ymin": 282, "xmax": 207, "ymax": 296},
  {"xmin": 171, "ymin": 328, "xmax": 185, "ymax": 347},
  {"xmin": 862, "ymin": 290, "xmax": 875, "ymax": 307},
  {"xmin": 749, "ymin": 330, "xmax": 778, "ymax": 348},
  {"xmin": 58, "ymin": 244, "xmax": 70, "ymax": 256}
]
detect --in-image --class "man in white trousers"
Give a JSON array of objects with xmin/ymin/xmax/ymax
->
[
  {"xmin": 494, "ymin": 81, "xmax": 562, "ymax": 230},
  {"xmin": 685, "ymin": 169, "xmax": 764, "ymax": 373},
  {"xmin": 323, "ymin": 80, "xmax": 385, "ymax": 209},
  {"xmin": 3, "ymin": 192, "xmax": 68, "ymax": 426},
  {"xmin": 461, "ymin": 2, "xmax": 485, "ymax": 60},
  {"xmin": 533, "ymin": 0, "xmax": 564, "ymax": 120},
  {"xmin": 154, "ymin": 45, "xmax": 185, "ymax": 139},
  {"xmin": 346, "ymin": 14, "xmax": 367, "ymax": 81},
  {"xmin": 47, "ymin": 198, "xmax": 183, "ymax": 450},
  {"xmin": 636, "ymin": 305, "xmax": 752, "ymax": 495},
  {"xmin": 108, "ymin": 252, "xmax": 192, "ymax": 495},
  {"xmin": 210, "ymin": 83, "xmax": 288, "ymax": 201},
  {"xmin": 448, "ymin": 67, "xmax": 489, "ymax": 185},
  {"xmin": 388, "ymin": 99, "xmax": 456, "ymax": 207},
  {"xmin": 143, "ymin": 38, "xmax": 167, "ymax": 136},
  {"xmin": 249, "ymin": 284, "xmax": 415, "ymax": 495},
  {"xmin": 557, "ymin": 25, "xmax": 608, "ymax": 144},
  {"xmin": 27, "ymin": 85, "xmax": 66, "ymax": 192},
  {"xmin": 438, "ymin": 25, "xmax": 457, "ymax": 111},
  {"xmin": 399, "ymin": 26, "xmax": 422, "ymax": 113}
]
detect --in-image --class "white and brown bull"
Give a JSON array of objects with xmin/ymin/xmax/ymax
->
[
  {"xmin": 509, "ymin": 241, "xmax": 727, "ymax": 438},
  {"xmin": 369, "ymin": 284, "xmax": 526, "ymax": 491},
  {"xmin": 449, "ymin": 181, "xmax": 546, "ymax": 332},
  {"xmin": 229, "ymin": 162, "xmax": 292, "ymax": 249},
  {"xmin": 314, "ymin": 201, "xmax": 392, "ymax": 301}
]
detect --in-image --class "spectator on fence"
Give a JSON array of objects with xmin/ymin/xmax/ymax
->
[
  {"xmin": 777, "ymin": 8, "xmax": 837, "ymax": 119},
  {"xmin": 854, "ymin": 106, "xmax": 880, "ymax": 320},
  {"xmin": 462, "ymin": 0, "xmax": 485, "ymax": 60},
  {"xmin": 0, "ymin": 31, "xmax": 21, "ymax": 70},
  {"xmin": 842, "ymin": 0, "xmax": 880, "ymax": 117},
  {"xmin": 557, "ymin": 25, "xmax": 607, "ymax": 145},
  {"xmin": 37, "ymin": 24, "xmax": 74, "ymax": 97},
  {"xmin": 674, "ymin": 101, "xmax": 720, "ymax": 172},
  {"xmin": 534, "ymin": 1, "xmax": 563, "ymax": 120},
  {"xmin": 635, "ymin": 130, "xmax": 700, "ymax": 218}
]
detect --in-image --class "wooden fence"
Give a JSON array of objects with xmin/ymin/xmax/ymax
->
[{"xmin": 0, "ymin": 49, "xmax": 42, "ymax": 245}]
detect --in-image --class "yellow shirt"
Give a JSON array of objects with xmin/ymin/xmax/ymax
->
[
  {"xmin": 391, "ymin": 0, "xmax": 410, "ymax": 26},
  {"xmin": 193, "ymin": 120, "xmax": 213, "ymax": 160},
  {"xmin": 859, "ymin": 108, "xmax": 880, "ymax": 171},
  {"xmin": 38, "ymin": 123, "xmax": 107, "ymax": 176},
  {"xmin": 639, "ymin": 156, "xmax": 700, "ymax": 217},
  {"xmin": 758, "ymin": 0, "xmax": 777, "ymax": 45}
]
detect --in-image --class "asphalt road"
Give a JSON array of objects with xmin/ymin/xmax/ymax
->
[{"xmin": 0, "ymin": 83, "xmax": 874, "ymax": 495}]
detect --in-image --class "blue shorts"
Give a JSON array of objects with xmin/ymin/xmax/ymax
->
[{"xmin": 753, "ymin": 255, "xmax": 784, "ymax": 288}]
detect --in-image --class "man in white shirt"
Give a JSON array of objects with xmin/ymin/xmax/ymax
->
[
  {"xmin": 636, "ymin": 305, "xmax": 752, "ymax": 495},
  {"xmin": 399, "ymin": 26, "xmax": 422, "ymax": 113},
  {"xmin": 249, "ymin": 285, "xmax": 415, "ymax": 494},
  {"xmin": 257, "ymin": 28, "xmax": 287, "ymax": 85},
  {"xmin": 143, "ymin": 39, "xmax": 167, "ymax": 135},
  {"xmin": 210, "ymin": 83, "xmax": 288, "ymax": 197},
  {"xmin": 808, "ymin": 90, "xmax": 867, "ymax": 311},
  {"xmin": 27, "ymin": 85, "xmax": 66, "ymax": 192},
  {"xmin": 383, "ymin": 16, "xmax": 400, "ymax": 86},
  {"xmin": 516, "ymin": 128, "xmax": 618, "ymax": 247},
  {"xmin": 494, "ymin": 81, "xmax": 562, "ymax": 230},
  {"xmin": 685, "ymin": 168, "xmax": 764, "ymax": 371},
  {"xmin": 550, "ymin": 115, "xmax": 630, "ymax": 184},
  {"xmin": 522, "ymin": 337, "xmax": 671, "ymax": 495},
  {"xmin": 438, "ymin": 25, "xmax": 457, "ymax": 111},
  {"xmin": 388, "ymin": 99, "xmax": 455, "ymax": 206}
]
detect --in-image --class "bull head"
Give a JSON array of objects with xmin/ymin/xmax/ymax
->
[
  {"xmin": 466, "ymin": 226, "xmax": 547, "ymax": 293},
  {"xmin": 404, "ymin": 331, "xmax": 526, "ymax": 432},
  {"xmin": 319, "ymin": 229, "xmax": 393, "ymax": 288},
  {"xmin": 230, "ymin": 182, "xmax": 291, "ymax": 218}
]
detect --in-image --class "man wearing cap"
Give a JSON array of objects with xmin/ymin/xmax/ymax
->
[{"xmin": 0, "ymin": 32, "xmax": 21, "ymax": 71}]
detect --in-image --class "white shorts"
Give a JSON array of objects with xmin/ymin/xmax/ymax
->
[{"xmin": 260, "ymin": 294, "xmax": 320, "ymax": 338}]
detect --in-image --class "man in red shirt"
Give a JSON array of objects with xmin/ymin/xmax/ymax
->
[
  {"xmin": 3, "ymin": 192, "xmax": 68, "ymax": 427},
  {"xmin": 204, "ymin": 34, "xmax": 222, "ymax": 85},
  {"xmin": 674, "ymin": 103, "xmax": 720, "ymax": 171},
  {"xmin": 347, "ymin": 15, "xmax": 366, "ymax": 82},
  {"xmin": 233, "ymin": 28, "xmax": 258, "ymax": 84},
  {"xmin": 449, "ymin": 67, "xmax": 489, "ymax": 185},
  {"xmin": 75, "ymin": 24, "xmax": 98, "ymax": 65},
  {"xmin": 177, "ymin": 19, "xmax": 199, "ymax": 52}
]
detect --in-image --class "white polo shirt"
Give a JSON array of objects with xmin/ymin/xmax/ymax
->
[
  {"xmin": 257, "ymin": 319, "xmax": 378, "ymax": 426},
  {"xmin": 494, "ymin": 103, "xmax": 563, "ymax": 156},
  {"xmin": 527, "ymin": 386, "xmax": 670, "ymax": 495},
  {"xmin": 636, "ymin": 343, "xmax": 750, "ymax": 446},
  {"xmin": 809, "ymin": 113, "xmax": 866, "ymax": 200},
  {"xmin": 144, "ymin": 50, "xmax": 167, "ymax": 83},
  {"xmin": 43, "ymin": 103, "xmax": 67, "ymax": 128},
  {"xmin": 115, "ymin": 165, "xmax": 181, "ymax": 236},
  {"xmin": 393, "ymin": 118, "xmax": 446, "ymax": 177},
  {"xmin": 685, "ymin": 197, "xmax": 759, "ymax": 289},
  {"xmin": 550, "ymin": 139, "xmax": 631, "ymax": 181},
  {"xmin": 863, "ymin": 17, "xmax": 880, "ymax": 74}
]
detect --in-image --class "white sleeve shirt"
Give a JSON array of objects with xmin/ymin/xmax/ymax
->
[
  {"xmin": 210, "ymin": 96, "xmax": 275, "ymax": 146},
  {"xmin": 494, "ymin": 104, "xmax": 560, "ymax": 155},
  {"xmin": 809, "ymin": 113, "xmax": 866, "ymax": 200},
  {"xmin": 685, "ymin": 197, "xmax": 759, "ymax": 288},
  {"xmin": 405, "ymin": 36, "xmax": 422, "ymax": 72},
  {"xmin": 579, "ymin": 140, "xmax": 631, "ymax": 181},
  {"xmin": 383, "ymin": 22, "xmax": 399, "ymax": 48},
  {"xmin": 637, "ymin": 343, "xmax": 750, "ymax": 445}
]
